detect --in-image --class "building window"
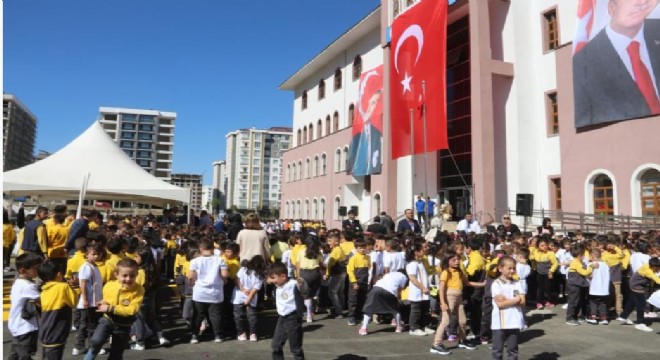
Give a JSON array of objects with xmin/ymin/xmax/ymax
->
[
  {"xmin": 334, "ymin": 68, "xmax": 342, "ymax": 91},
  {"xmin": 348, "ymin": 103, "xmax": 355, "ymax": 127},
  {"xmin": 543, "ymin": 8, "xmax": 559, "ymax": 52},
  {"xmin": 313, "ymin": 156, "xmax": 319, "ymax": 177},
  {"xmin": 325, "ymin": 115, "xmax": 331, "ymax": 135},
  {"xmin": 297, "ymin": 161, "xmax": 302, "ymax": 180},
  {"xmin": 393, "ymin": 0, "xmax": 400, "ymax": 18},
  {"xmin": 335, "ymin": 149, "xmax": 341, "ymax": 173},
  {"xmin": 312, "ymin": 199, "xmax": 318, "ymax": 220},
  {"xmin": 287, "ymin": 164, "xmax": 291, "ymax": 182},
  {"xmin": 546, "ymin": 91, "xmax": 559, "ymax": 135},
  {"xmin": 305, "ymin": 158, "xmax": 310, "ymax": 178},
  {"xmin": 321, "ymin": 154, "xmax": 327, "ymax": 175},
  {"xmin": 552, "ymin": 178, "xmax": 562, "ymax": 210},
  {"xmin": 641, "ymin": 169, "xmax": 660, "ymax": 219},
  {"xmin": 333, "ymin": 111, "xmax": 339, "ymax": 132},
  {"xmin": 373, "ymin": 193, "xmax": 381, "ymax": 216},
  {"xmin": 318, "ymin": 79, "xmax": 326, "ymax": 100},
  {"xmin": 292, "ymin": 163, "xmax": 297, "ymax": 181},
  {"xmin": 297, "ymin": 129, "xmax": 302, "ymax": 146},
  {"xmin": 320, "ymin": 198, "xmax": 326, "ymax": 220},
  {"xmin": 334, "ymin": 196, "xmax": 341, "ymax": 221},
  {"xmin": 341, "ymin": 147, "xmax": 348, "ymax": 172},
  {"xmin": 296, "ymin": 200, "xmax": 301, "ymax": 219},
  {"xmin": 302, "ymin": 91, "xmax": 308, "ymax": 110},
  {"xmin": 593, "ymin": 174, "xmax": 614, "ymax": 216},
  {"xmin": 303, "ymin": 126, "xmax": 307, "ymax": 145},
  {"xmin": 308, "ymin": 123, "xmax": 314, "ymax": 142},
  {"xmin": 304, "ymin": 199, "xmax": 310, "ymax": 219},
  {"xmin": 353, "ymin": 55, "xmax": 362, "ymax": 81}
]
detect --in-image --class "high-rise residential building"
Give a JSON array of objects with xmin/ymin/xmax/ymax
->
[
  {"xmin": 98, "ymin": 107, "xmax": 175, "ymax": 180},
  {"xmin": 212, "ymin": 160, "xmax": 227, "ymax": 211},
  {"xmin": 169, "ymin": 173, "xmax": 203, "ymax": 211},
  {"xmin": 3, "ymin": 94, "xmax": 37, "ymax": 171},
  {"xmin": 201, "ymin": 185, "xmax": 215, "ymax": 212},
  {"xmin": 225, "ymin": 127, "xmax": 292, "ymax": 211}
]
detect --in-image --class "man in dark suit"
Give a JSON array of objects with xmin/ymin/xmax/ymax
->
[
  {"xmin": 574, "ymin": 0, "xmax": 660, "ymax": 127},
  {"xmin": 348, "ymin": 90, "xmax": 383, "ymax": 176},
  {"xmin": 396, "ymin": 209, "xmax": 421, "ymax": 235},
  {"xmin": 342, "ymin": 210, "xmax": 363, "ymax": 233}
]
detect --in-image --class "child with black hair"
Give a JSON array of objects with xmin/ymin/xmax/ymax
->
[
  {"xmin": 233, "ymin": 255, "xmax": 268, "ymax": 342},
  {"xmin": 346, "ymin": 239, "xmax": 370, "ymax": 326},
  {"xmin": 465, "ymin": 237, "xmax": 486, "ymax": 340},
  {"xmin": 531, "ymin": 237, "xmax": 558, "ymax": 309},
  {"xmin": 325, "ymin": 230, "xmax": 347, "ymax": 318},
  {"xmin": 359, "ymin": 269, "xmax": 409, "ymax": 335},
  {"xmin": 491, "ymin": 256, "xmax": 526, "ymax": 360},
  {"xmin": 38, "ymin": 261, "xmax": 76, "ymax": 360},
  {"xmin": 267, "ymin": 261, "xmax": 307, "ymax": 360},
  {"xmin": 8, "ymin": 253, "xmax": 43, "ymax": 360},
  {"xmin": 223, "ymin": 242, "xmax": 241, "ymax": 337},
  {"xmin": 182, "ymin": 248, "xmax": 201, "ymax": 326},
  {"xmin": 131, "ymin": 247, "xmax": 169, "ymax": 350},
  {"xmin": 617, "ymin": 257, "xmax": 660, "ymax": 332},
  {"xmin": 586, "ymin": 248, "xmax": 610, "ymax": 325},
  {"xmin": 565, "ymin": 244, "xmax": 598, "ymax": 326},
  {"xmin": 73, "ymin": 244, "xmax": 104, "ymax": 356},
  {"xmin": 296, "ymin": 237, "xmax": 324, "ymax": 323},
  {"xmin": 406, "ymin": 239, "xmax": 433, "ymax": 336},
  {"xmin": 105, "ymin": 236, "xmax": 126, "ymax": 281}
]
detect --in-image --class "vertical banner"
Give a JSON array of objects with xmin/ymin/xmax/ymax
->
[
  {"xmin": 348, "ymin": 65, "xmax": 384, "ymax": 176},
  {"xmin": 573, "ymin": 0, "xmax": 660, "ymax": 127},
  {"xmin": 390, "ymin": 0, "xmax": 448, "ymax": 159}
]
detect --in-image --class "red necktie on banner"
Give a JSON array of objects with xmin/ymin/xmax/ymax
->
[
  {"xmin": 627, "ymin": 41, "xmax": 660, "ymax": 114},
  {"xmin": 389, "ymin": 0, "xmax": 448, "ymax": 160}
]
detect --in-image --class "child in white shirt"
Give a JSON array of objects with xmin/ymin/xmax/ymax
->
[
  {"xmin": 267, "ymin": 262, "xmax": 307, "ymax": 360},
  {"xmin": 587, "ymin": 248, "xmax": 610, "ymax": 324},
  {"xmin": 232, "ymin": 256, "xmax": 266, "ymax": 342},
  {"xmin": 8, "ymin": 253, "xmax": 42, "ymax": 360},
  {"xmin": 491, "ymin": 256, "xmax": 526, "ymax": 360}
]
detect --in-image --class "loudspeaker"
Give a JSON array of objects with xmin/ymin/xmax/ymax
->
[
  {"xmin": 516, "ymin": 194, "xmax": 533, "ymax": 217},
  {"xmin": 338, "ymin": 206, "xmax": 347, "ymax": 217},
  {"xmin": 350, "ymin": 206, "xmax": 359, "ymax": 216}
]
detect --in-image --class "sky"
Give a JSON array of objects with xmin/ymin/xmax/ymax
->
[{"xmin": 3, "ymin": 0, "xmax": 380, "ymax": 183}]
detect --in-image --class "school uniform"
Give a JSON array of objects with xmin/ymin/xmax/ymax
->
[
  {"xmin": 383, "ymin": 251, "xmax": 406, "ymax": 272},
  {"xmin": 326, "ymin": 246, "xmax": 347, "ymax": 316},
  {"xmin": 347, "ymin": 252, "xmax": 370, "ymax": 323},
  {"xmin": 66, "ymin": 251, "xmax": 86, "ymax": 330},
  {"xmin": 272, "ymin": 279, "xmax": 305, "ymax": 360},
  {"xmin": 566, "ymin": 259, "xmax": 593, "ymax": 322},
  {"xmin": 556, "ymin": 249, "xmax": 572, "ymax": 298},
  {"xmin": 8, "ymin": 277, "xmax": 40, "ymax": 360},
  {"xmin": 189, "ymin": 255, "xmax": 228, "ymax": 339},
  {"xmin": 297, "ymin": 252, "xmax": 323, "ymax": 299},
  {"xmin": 588, "ymin": 261, "xmax": 610, "ymax": 320},
  {"xmin": 602, "ymin": 247, "xmax": 625, "ymax": 314},
  {"xmin": 491, "ymin": 278, "xmax": 525, "ymax": 360},
  {"xmin": 232, "ymin": 267, "xmax": 263, "ymax": 336},
  {"xmin": 466, "ymin": 251, "xmax": 486, "ymax": 337},
  {"xmin": 480, "ymin": 257, "xmax": 500, "ymax": 342},
  {"xmin": 363, "ymin": 272, "xmax": 407, "ymax": 316},
  {"xmin": 532, "ymin": 251, "xmax": 558, "ymax": 304},
  {"xmin": 223, "ymin": 256, "xmax": 241, "ymax": 337},
  {"xmin": 619, "ymin": 264, "xmax": 660, "ymax": 325},
  {"xmin": 84, "ymin": 281, "xmax": 144, "ymax": 360},
  {"xmin": 407, "ymin": 260, "xmax": 431, "ymax": 332},
  {"xmin": 40, "ymin": 281, "xmax": 76, "ymax": 360},
  {"xmin": 76, "ymin": 262, "xmax": 103, "ymax": 352}
]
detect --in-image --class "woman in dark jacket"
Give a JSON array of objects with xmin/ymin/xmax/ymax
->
[{"xmin": 227, "ymin": 212, "xmax": 244, "ymax": 241}]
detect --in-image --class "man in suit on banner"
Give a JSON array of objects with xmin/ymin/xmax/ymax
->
[
  {"xmin": 574, "ymin": 0, "xmax": 660, "ymax": 127},
  {"xmin": 348, "ymin": 66, "xmax": 383, "ymax": 176}
]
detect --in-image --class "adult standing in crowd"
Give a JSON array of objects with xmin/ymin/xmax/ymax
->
[
  {"xmin": 379, "ymin": 212, "xmax": 395, "ymax": 233},
  {"xmin": 342, "ymin": 210, "xmax": 363, "ymax": 234},
  {"xmin": 236, "ymin": 213, "xmax": 270, "ymax": 262},
  {"xmin": 456, "ymin": 212, "xmax": 481, "ymax": 234},
  {"xmin": 397, "ymin": 209, "xmax": 421, "ymax": 235},
  {"xmin": 227, "ymin": 212, "xmax": 244, "ymax": 241},
  {"xmin": 496, "ymin": 214, "xmax": 521, "ymax": 236},
  {"xmin": 64, "ymin": 209, "xmax": 98, "ymax": 256}
]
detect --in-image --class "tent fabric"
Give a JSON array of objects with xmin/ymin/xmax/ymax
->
[{"xmin": 3, "ymin": 121, "xmax": 190, "ymax": 207}]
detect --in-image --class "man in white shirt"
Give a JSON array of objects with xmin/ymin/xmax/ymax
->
[{"xmin": 456, "ymin": 212, "xmax": 481, "ymax": 234}]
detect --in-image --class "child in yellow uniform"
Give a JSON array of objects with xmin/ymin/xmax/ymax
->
[
  {"xmin": 347, "ymin": 240, "xmax": 370, "ymax": 326},
  {"xmin": 66, "ymin": 238, "xmax": 88, "ymax": 333},
  {"xmin": 222, "ymin": 243, "xmax": 241, "ymax": 337},
  {"xmin": 3, "ymin": 210, "xmax": 16, "ymax": 270},
  {"xmin": 38, "ymin": 261, "xmax": 77, "ymax": 360},
  {"xmin": 532, "ymin": 238, "xmax": 558, "ymax": 309}
]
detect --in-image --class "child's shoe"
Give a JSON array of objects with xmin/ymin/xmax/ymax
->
[
  {"xmin": 599, "ymin": 320, "xmax": 609, "ymax": 325},
  {"xmin": 190, "ymin": 335, "xmax": 199, "ymax": 344},
  {"xmin": 536, "ymin": 303, "xmax": 544, "ymax": 310},
  {"xmin": 430, "ymin": 344, "xmax": 451, "ymax": 355},
  {"xmin": 617, "ymin": 317, "xmax": 634, "ymax": 325},
  {"xmin": 586, "ymin": 318, "xmax": 598, "ymax": 325},
  {"xmin": 130, "ymin": 343, "xmax": 145, "ymax": 351},
  {"xmin": 395, "ymin": 326, "xmax": 404, "ymax": 333},
  {"xmin": 634, "ymin": 324, "xmax": 653, "ymax": 332},
  {"xmin": 458, "ymin": 340, "xmax": 477, "ymax": 350},
  {"xmin": 237, "ymin": 333, "xmax": 248, "ymax": 341},
  {"xmin": 358, "ymin": 327, "xmax": 368, "ymax": 336},
  {"xmin": 249, "ymin": 334, "xmax": 258, "ymax": 342}
]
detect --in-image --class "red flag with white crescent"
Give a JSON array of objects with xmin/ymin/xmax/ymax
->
[{"xmin": 390, "ymin": 0, "xmax": 448, "ymax": 160}]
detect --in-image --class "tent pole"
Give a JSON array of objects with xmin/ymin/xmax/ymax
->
[{"xmin": 76, "ymin": 173, "xmax": 90, "ymax": 219}]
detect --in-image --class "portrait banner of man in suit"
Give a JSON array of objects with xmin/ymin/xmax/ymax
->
[
  {"xmin": 348, "ymin": 65, "xmax": 383, "ymax": 176},
  {"xmin": 573, "ymin": 0, "xmax": 660, "ymax": 128}
]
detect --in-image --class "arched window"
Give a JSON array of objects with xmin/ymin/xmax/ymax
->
[
  {"xmin": 335, "ymin": 148, "xmax": 341, "ymax": 173},
  {"xmin": 312, "ymin": 198, "xmax": 318, "ymax": 220},
  {"xmin": 296, "ymin": 200, "xmax": 301, "ymax": 219},
  {"xmin": 353, "ymin": 55, "xmax": 362, "ymax": 81},
  {"xmin": 348, "ymin": 103, "xmax": 355, "ymax": 127},
  {"xmin": 313, "ymin": 156, "xmax": 319, "ymax": 177},
  {"xmin": 341, "ymin": 146, "xmax": 349, "ymax": 172},
  {"xmin": 308, "ymin": 123, "xmax": 314, "ymax": 142},
  {"xmin": 317, "ymin": 119, "xmax": 322, "ymax": 138},
  {"xmin": 304, "ymin": 199, "xmax": 310, "ymax": 219},
  {"xmin": 406, "ymin": 0, "xmax": 415, "ymax": 6},
  {"xmin": 334, "ymin": 68, "xmax": 342, "ymax": 91},
  {"xmin": 373, "ymin": 193, "xmax": 382, "ymax": 216},
  {"xmin": 297, "ymin": 160, "xmax": 302, "ymax": 180},
  {"xmin": 393, "ymin": 0, "xmax": 401, "ymax": 17},
  {"xmin": 326, "ymin": 115, "xmax": 331, "ymax": 135},
  {"xmin": 292, "ymin": 163, "xmax": 297, "ymax": 181},
  {"xmin": 320, "ymin": 198, "xmax": 326, "ymax": 221},
  {"xmin": 286, "ymin": 201, "xmax": 291, "ymax": 218},
  {"xmin": 321, "ymin": 153, "xmax": 327, "ymax": 175},
  {"xmin": 641, "ymin": 169, "xmax": 660, "ymax": 219},
  {"xmin": 334, "ymin": 196, "xmax": 341, "ymax": 220},
  {"xmin": 301, "ymin": 91, "xmax": 308, "ymax": 110},
  {"xmin": 594, "ymin": 174, "xmax": 614, "ymax": 216},
  {"xmin": 287, "ymin": 164, "xmax": 291, "ymax": 182},
  {"xmin": 297, "ymin": 129, "xmax": 302, "ymax": 146},
  {"xmin": 318, "ymin": 79, "xmax": 326, "ymax": 100},
  {"xmin": 333, "ymin": 111, "xmax": 339, "ymax": 132},
  {"xmin": 302, "ymin": 126, "xmax": 307, "ymax": 145},
  {"xmin": 305, "ymin": 158, "xmax": 310, "ymax": 178}
]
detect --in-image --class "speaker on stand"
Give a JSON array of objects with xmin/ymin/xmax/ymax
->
[{"xmin": 516, "ymin": 194, "xmax": 534, "ymax": 232}]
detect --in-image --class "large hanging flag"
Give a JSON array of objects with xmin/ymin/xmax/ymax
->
[
  {"xmin": 348, "ymin": 65, "xmax": 384, "ymax": 176},
  {"xmin": 573, "ymin": 0, "xmax": 596, "ymax": 54},
  {"xmin": 390, "ymin": 0, "xmax": 448, "ymax": 160}
]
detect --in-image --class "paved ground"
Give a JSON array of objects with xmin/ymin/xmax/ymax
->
[{"xmin": 3, "ymin": 269, "xmax": 660, "ymax": 360}]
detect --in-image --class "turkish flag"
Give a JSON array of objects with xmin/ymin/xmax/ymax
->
[{"xmin": 390, "ymin": 0, "xmax": 448, "ymax": 159}]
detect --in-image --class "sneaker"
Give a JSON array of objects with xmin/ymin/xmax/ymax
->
[
  {"xmin": 347, "ymin": 319, "xmax": 357, "ymax": 326},
  {"xmin": 634, "ymin": 324, "xmax": 654, "ymax": 332},
  {"xmin": 395, "ymin": 326, "xmax": 404, "ymax": 333},
  {"xmin": 617, "ymin": 317, "xmax": 634, "ymax": 325},
  {"xmin": 644, "ymin": 312, "xmax": 658, "ymax": 319},
  {"xmin": 536, "ymin": 303, "xmax": 544, "ymax": 310},
  {"xmin": 447, "ymin": 335, "xmax": 458, "ymax": 342},
  {"xmin": 214, "ymin": 336, "xmax": 223, "ymax": 343},
  {"xmin": 430, "ymin": 344, "xmax": 452, "ymax": 355},
  {"xmin": 249, "ymin": 334, "xmax": 258, "ymax": 342},
  {"xmin": 458, "ymin": 341, "xmax": 477, "ymax": 350},
  {"xmin": 565, "ymin": 320, "xmax": 580, "ymax": 326},
  {"xmin": 561, "ymin": 304, "xmax": 568, "ymax": 310},
  {"xmin": 98, "ymin": 349, "xmax": 107, "ymax": 355},
  {"xmin": 391, "ymin": 319, "xmax": 397, "ymax": 326},
  {"xmin": 466, "ymin": 334, "xmax": 476, "ymax": 340},
  {"xmin": 71, "ymin": 326, "xmax": 78, "ymax": 332},
  {"xmin": 130, "ymin": 343, "xmax": 145, "ymax": 351},
  {"xmin": 72, "ymin": 348, "xmax": 86, "ymax": 356},
  {"xmin": 358, "ymin": 327, "xmax": 368, "ymax": 336},
  {"xmin": 190, "ymin": 335, "xmax": 199, "ymax": 344},
  {"xmin": 423, "ymin": 327, "xmax": 436, "ymax": 335},
  {"xmin": 237, "ymin": 333, "xmax": 248, "ymax": 341},
  {"xmin": 372, "ymin": 314, "xmax": 381, "ymax": 324},
  {"xmin": 586, "ymin": 318, "xmax": 598, "ymax": 325},
  {"xmin": 544, "ymin": 302, "xmax": 555, "ymax": 307},
  {"xmin": 577, "ymin": 318, "xmax": 586, "ymax": 323},
  {"xmin": 599, "ymin": 320, "xmax": 609, "ymax": 325},
  {"xmin": 306, "ymin": 315, "xmax": 313, "ymax": 323},
  {"xmin": 409, "ymin": 329, "xmax": 428, "ymax": 336},
  {"xmin": 480, "ymin": 337, "xmax": 489, "ymax": 345},
  {"xmin": 158, "ymin": 336, "xmax": 170, "ymax": 346}
]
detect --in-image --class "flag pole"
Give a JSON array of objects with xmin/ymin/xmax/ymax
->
[
  {"xmin": 422, "ymin": 80, "xmax": 429, "ymax": 233},
  {"xmin": 409, "ymin": 108, "xmax": 415, "ymax": 213}
]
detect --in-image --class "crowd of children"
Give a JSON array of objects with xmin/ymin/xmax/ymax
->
[{"xmin": 5, "ymin": 208, "xmax": 660, "ymax": 360}]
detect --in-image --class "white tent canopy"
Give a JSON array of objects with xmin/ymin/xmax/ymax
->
[{"xmin": 3, "ymin": 121, "xmax": 190, "ymax": 207}]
